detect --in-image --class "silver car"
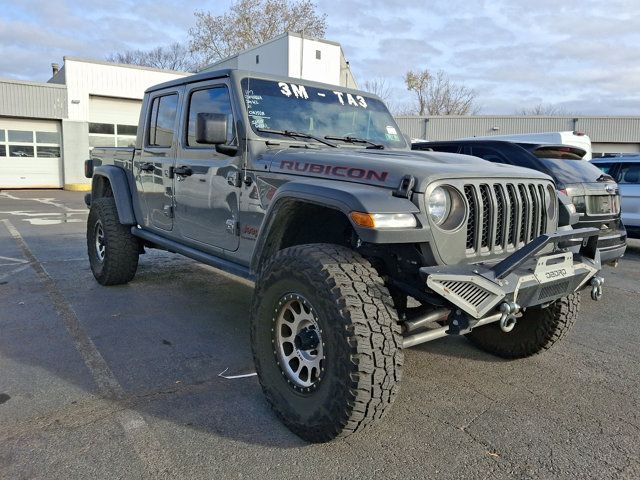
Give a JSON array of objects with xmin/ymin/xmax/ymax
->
[{"xmin": 592, "ymin": 156, "xmax": 640, "ymax": 238}]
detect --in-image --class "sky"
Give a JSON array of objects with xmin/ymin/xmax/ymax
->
[{"xmin": 1, "ymin": 0, "xmax": 640, "ymax": 115}]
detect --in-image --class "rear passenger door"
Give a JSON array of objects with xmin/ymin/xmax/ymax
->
[
  {"xmin": 173, "ymin": 81, "xmax": 241, "ymax": 252},
  {"xmin": 616, "ymin": 163, "xmax": 640, "ymax": 228},
  {"xmin": 136, "ymin": 91, "xmax": 181, "ymax": 231}
]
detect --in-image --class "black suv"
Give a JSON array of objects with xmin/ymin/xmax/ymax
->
[{"xmin": 412, "ymin": 140, "xmax": 627, "ymax": 264}]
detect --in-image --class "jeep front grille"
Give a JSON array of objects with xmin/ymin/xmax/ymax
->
[{"xmin": 465, "ymin": 182, "xmax": 549, "ymax": 254}]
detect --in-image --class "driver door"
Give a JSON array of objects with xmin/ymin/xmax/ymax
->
[{"xmin": 173, "ymin": 81, "xmax": 241, "ymax": 251}]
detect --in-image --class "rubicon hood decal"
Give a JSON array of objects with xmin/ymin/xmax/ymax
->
[
  {"xmin": 279, "ymin": 160, "xmax": 389, "ymax": 182},
  {"xmin": 265, "ymin": 147, "xmax": 552, "ymax": 191}
]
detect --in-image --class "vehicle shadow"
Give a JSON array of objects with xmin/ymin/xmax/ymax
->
[
  {"xmin": 1, "ymin": 235, "xmax": 500, "ymax": 451},
  {"xmin": 87, "ymin": 254, "xmax": 307, "ymax": 448},
  {"xmin": 408, "ymin": 334, "xmax": 507, "ymax": 363}
]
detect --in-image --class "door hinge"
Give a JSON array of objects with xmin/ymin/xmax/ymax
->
[{"xmin": 225, "ymin": 219, "xmax": 239, "ymax": 236}]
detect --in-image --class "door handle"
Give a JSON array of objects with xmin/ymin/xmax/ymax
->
[
  {"xmin": 173, "ymin": 166, "xmax": 193, "ymax": 177},
  {"xmin": 138, "ymin": 162, "xmax": 155, "ymax": 172}
]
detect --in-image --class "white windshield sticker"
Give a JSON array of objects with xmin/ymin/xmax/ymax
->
[
  {"xmin": 279, "ymin": 82, "xmax": 309, "ymax": 99},
  {"xmin": 386, "ymin": 126, "xmax": 397, "ymax": 135},
  {"xmin": 332, "ymin": 91, "xmax": 367, "ymax": 108}
]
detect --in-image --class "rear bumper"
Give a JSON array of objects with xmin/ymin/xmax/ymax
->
[
  {"xmin": 599, "ymin": 243, "xmax": 626, "ymax": 263},
  {"xmin": 420, "ymin": 228, "xmax": 602, "ymax": 322},
  {"xmin": 563, "ymin": 230, "xmax": 627, "ymax": 264}
]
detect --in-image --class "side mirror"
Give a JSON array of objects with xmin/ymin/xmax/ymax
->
[{"xmin": 196, "ymin": 112, "xmax": 228, "ymax": 145}]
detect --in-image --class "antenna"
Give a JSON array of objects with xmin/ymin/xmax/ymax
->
[{"xmin": 243, "ymin": 74, "xmax": 250, "ymax": 184}]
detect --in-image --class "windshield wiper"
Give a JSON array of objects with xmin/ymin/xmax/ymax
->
[
  {"xmin": 324, "ymin": 135, "xmax": 384, "ymax": 149},
  {"xmin": 257, "ymin": 128, "xmax": 337, "ymax": 147}
]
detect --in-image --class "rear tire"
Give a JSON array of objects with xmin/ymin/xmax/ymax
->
[
  {"xmin": 251, "ymin": 244, "xmax": 403, "ymax": 442},
  {"xmin": 87, "ymin": 197, "xmax": 139, "ymax": 286},
  {"xmin": 467, "ymin": 293, "xmax": 580, "ymax": 359}
]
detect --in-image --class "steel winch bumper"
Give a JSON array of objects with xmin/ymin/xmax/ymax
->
[{"xmin": 411, "ymin": 228, "xmax": 603, "ymax": 344}]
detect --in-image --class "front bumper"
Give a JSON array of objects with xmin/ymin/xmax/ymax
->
[{"xmin": 420, "ymin": 228, "xmax": 602, "ymax": 322}]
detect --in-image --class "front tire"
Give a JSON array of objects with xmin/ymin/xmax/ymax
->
[
  {"xmin": 251, "ymin": 244, "xmax": 403, "ymax": 442},
  {"xmin": 87, "ymin": 197, "xmax": 139, "ymax": 286},
  {"xmin": 467, "ymin": 293, "xmax": 580, "ymax": 359}
]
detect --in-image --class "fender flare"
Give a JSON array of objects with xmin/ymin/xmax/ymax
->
[
  {"xmin": 250, "ymin": 179, "xmax": 428, "ymax": 273},
  {"xmin": 91, "ymin": 165, "xmax": 137, "ymax": 225}
]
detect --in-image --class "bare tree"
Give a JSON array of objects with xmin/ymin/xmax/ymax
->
[
  {"xmin": 404, "ymin": 69, "xmax": 479, "ymax": 115},
  {"xmin": 361, "ymin": 78, "xmax": 392, "ymax": 102},
  {"xmin": 107, "ymin": 42, "xmax": 200, "ymax": 72},
  {"xmin": 517, "ymin": 103, "xmax": 573, "ymax": 116},
  {"xmin": 189, "ymin": 0, "xmax": 327, "ymax": 65}
]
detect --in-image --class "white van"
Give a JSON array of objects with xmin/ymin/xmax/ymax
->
[{"xmin": 463, "ymin": 131, "xmax": 592, "ymax": 160}]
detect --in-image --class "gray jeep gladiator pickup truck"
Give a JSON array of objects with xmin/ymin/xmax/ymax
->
[{"xmin": 84, "ymin": 69, "xmax": 605, "ymax": 442}]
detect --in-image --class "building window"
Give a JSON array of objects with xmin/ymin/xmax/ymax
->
[
  {"xmin": 8, "ymin": 130, "xmax": 33, "ymax": 142},
  {"xmin": 0, "ymin": 127, "xmax": 61, "ymax": 158},
  {"xmin": 89, "ymin": 136, "xmax": 115, "ymax": 148},
  {"xmin": 36, "ymin": 131, "xmax": 61, "ymax": 143},
  {"xmin": 36, "ymin": 146, "xmax": 61, "ymax": 158},
  {"xmin": 89, "ymin": 123, "xmax": 115, "ymax": 135},
  {"xmin": 9, "ymin": 145, "xmax": 35, "ymax": 157},
  {"xmin": 89, "ymin": 124, "xmax": 137, "ymax": 149},
  {"xmin": 148, "ymin": 94, "xmax": 178, "ymax": 147},
  {"xmin": 117, "ymin": 124, "xmax": 137, "ymax": 136},
  {"xmin": 316, "ymin": 50, "xmax": 321, "ymax": 60},
  {"xmin": 256, "ymin": 55, "xmax": 260, "ymax": 64}
]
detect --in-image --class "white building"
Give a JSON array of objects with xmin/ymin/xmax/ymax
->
[
  {"xmin": 201, "ymin": 31, "xmax": 358, "ymax": 89},
  {"xmin": 0, "ymin": 57, "xmax": 188, "ymax": 189},
  {"xmin": 0, "ymin": 34, "xmax": 357, "ymax": 190}
]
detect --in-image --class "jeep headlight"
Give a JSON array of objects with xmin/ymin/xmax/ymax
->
[
  {"xmin": 428, "ymin": 186, "xmax": 451, "ymax": 225},
  {"xmin": 427, "ymin": 185, "xmax": 466, "ymax": 230}
]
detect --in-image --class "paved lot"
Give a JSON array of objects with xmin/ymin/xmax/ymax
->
[{"xmin": 1, "ymin": 189, "xmax": 639, "ymax": 479}]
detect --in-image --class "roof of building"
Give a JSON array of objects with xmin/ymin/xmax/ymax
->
[
  {"xmin": 0, "ymin": 77, "xmax": 66, "ymax": 89},
  {"xmin": 0, "ymin": 78, "xmax": 67, "ymax": 119},
  {"xmin": 62, "ymin": 56, "xmax": 192, "ymax": 75},
  {"xmin": 395, "ymin": 115, "xmax": 640, "ymax": 143},
  {"xmin": 592, "ymin": 155, "xmax": 640, "ymax": 163},
  {"xmin": 199, "ymin": 31, "xmax": 342, "ymax": 72}
]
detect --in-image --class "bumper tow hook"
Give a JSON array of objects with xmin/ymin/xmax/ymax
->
[
  {"xmin": 590, "ymin": 276, "xmax": 604, "ymax": 301},
  {"xmin": 498, "ymin": 302, "xmax": 520, "ymax": 333}
]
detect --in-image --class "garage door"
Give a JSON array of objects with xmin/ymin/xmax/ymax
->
[
  {"xmin": 88, "ymin": 96, "xmax": 142, "ymax": 148},
  {"xmin": 0, "ymin": 118, "xmax": 63, "ymax": 188}
]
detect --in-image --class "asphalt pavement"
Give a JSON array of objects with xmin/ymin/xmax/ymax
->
[{"xmin": 1, "ymin": 189, "xmax": 639, "ymax": 479}]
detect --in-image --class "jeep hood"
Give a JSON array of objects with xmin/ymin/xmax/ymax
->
[{"xmin": 266, "ymin": 148, "xmax": 553, "ymax": 192}]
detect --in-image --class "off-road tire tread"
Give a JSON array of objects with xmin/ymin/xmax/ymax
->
[
  {"xmin": 251, "ymin": 243, "xmax": 403, "ymax": 442},
  {"xmin": 87, "ymin": 197, "xmax": 139, "ymax": 285},
  {"xmin": 467, "ymin": 292, "xmax": 580, "ymax": 359}
]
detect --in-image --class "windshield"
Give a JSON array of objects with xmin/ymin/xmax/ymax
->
[
  {"xmin": 241, "ymin": 78, "xmax": 407, "ymax": 149},
  {"xmin": 537, "ymin": 158, "xmax": 613, "ymax": 185}
]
